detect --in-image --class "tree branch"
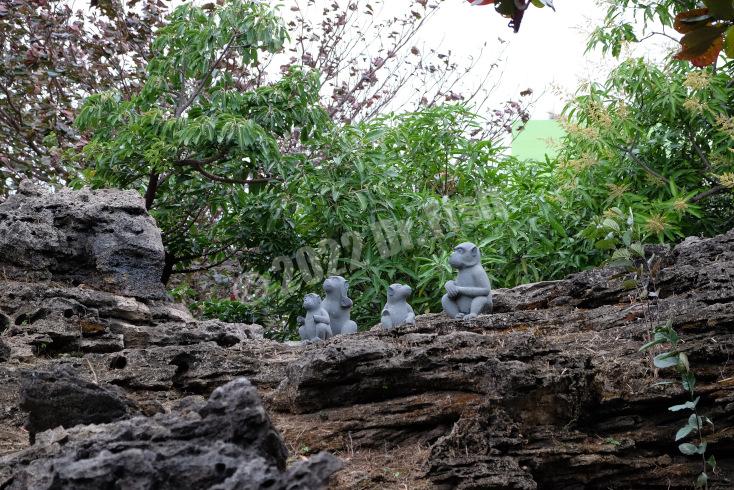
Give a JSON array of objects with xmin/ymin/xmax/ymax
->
[
  {"xmin": 616, "ymin": 144, "xmax": 671, "ymax": 185},
  {"xmin": 686, "ymin": 126, "xmax": 712, "ymax": 171},
  {"xmin": 175, "ymin": 32, "xmax": 239, "ymax": 118},
  {"xmin": 190, "ymin": 163, "xmax": 274, "ymax": 185},
  {"xmin": 144, "ymin": 170, "xmax": 159, "ymax": 210},
  {"xmin": 173, "ymin": 239, "xmax": 238, "ymax": 263},
  {"xmin": 691, "ymin": 185, "xmax": 729, "ymax": 203},
  {"xmin": 174, "ymin": 154, "xmax": 276, "ymax": 185},
  {"xmin": 172, "ymin": 254, "xmax": 235, "ymax": 275}
]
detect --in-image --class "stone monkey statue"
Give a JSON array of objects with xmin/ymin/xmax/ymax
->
[
  {"xmin": 381, "ymin": 284, "xmax": 416, "ymax": 330},
  {"xmin": 442, "ymin": 242, "xmax": 493, "ymax": 320},
  {"xmin": 299, "ymin": 293, "xmax": 333, "ymax": 341},
  {"xmin": 322, "ymin": 276, "xmax": 358, "ymax": 335}
]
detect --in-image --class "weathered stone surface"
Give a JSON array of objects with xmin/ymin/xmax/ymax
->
[
  {"xmin": 0, "ymin": 182, "xmax": 165, "ymax": 299},
  {"xmin": 268, "ymin": 229, "xmax": 734, "ymax": 489},
  {"xmin": 0, "ymin": 281, "xmax": 264, "ymax": 361},
  {"xmin": 19, "ymin": 364, "xmax": 139, "ymax": 442},
  {"xmin": 83, "ymin": 340, "xmax": 298, "ymax": 393},
  {"xmin": 117, "ymin": 319, "xmax": 264, "ymax": 349},
  {"xmin": 0, "ymin": 378, "xmax": 341, "ymax": 489},
  {"xmin": 1, "ymin": 184, "xmax": 733, "ymax": 489},
  {"xmin": 0, "ymin": 339, "xmax": 9, "ymax": 362},
  {"xmin": 0, "ymin": 366, "xmax": 24, "ymax": 455}
]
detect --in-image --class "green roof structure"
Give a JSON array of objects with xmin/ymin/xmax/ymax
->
[{"xmin": 511, "ymin": 120, "xmax": 565, "ymax": 161}]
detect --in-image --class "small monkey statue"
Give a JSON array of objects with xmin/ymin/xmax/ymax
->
[
  {"xmin": 442, "ymin": 242, "xmax": 493, "ymax": 320},
  {"xmin": 322, "ymin": 276, "xmax": 358, "ymax": 335},
  {"xmin": 299, "ymin": 293, "xmax": 333, "ymax": 341},
  {"xmin": 381, "ymin": 283, "xmax": 416, "ymax": 330}
]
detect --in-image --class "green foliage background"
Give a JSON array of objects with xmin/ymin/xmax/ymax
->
[{"xmin": 69, "ymin": 0, "xmax": 733, "ymax": 339}]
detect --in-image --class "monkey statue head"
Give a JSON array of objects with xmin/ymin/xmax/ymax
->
[
  {"xmin": 387, "ymin": 283, "xmax": 412, "ymax": 302},
  {"xmin": 303, "ymin": 293, "xmax": 322, "ymax": 311},
  {"xmin": 323, "ymin": 276, "xmax": 353, "ymax": 308},
  {"xmin": 448, "ymin": 242, "xmax": 481, "ymax": 269}
]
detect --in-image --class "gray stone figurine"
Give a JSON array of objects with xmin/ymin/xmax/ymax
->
[
  {"xmin": 322, "ymin": 276, "xmax": 358, "ymax": 335},
  {"xmin": 442, "ymin": 242, "xmax": 493, "ymax": 320},
  {"xmin": 299, "ymin": 293, "xmax": 333, "ymax": 341},
  {"xmin": 381, "ymin": 284, "xmax": 415, "ymax": 330}
]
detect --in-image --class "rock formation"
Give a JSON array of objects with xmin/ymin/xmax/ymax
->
[
  {"xmin": 1, "ymin": 377, "xmax": 341, "ymax": 489},
  {"xmin": 0, "ymin": 181, "xmax": 166, "ymax": 299},
  {"xmin": 0, "ymin": 185, "xmax": 338, "ymax": 488},
  {"xmin": 19, "ymin": 364, "xmax": 140, "ymax": 442},
  {"xmin": 0, "ymin": 184, "xmax": 732, "ymax": 489}
]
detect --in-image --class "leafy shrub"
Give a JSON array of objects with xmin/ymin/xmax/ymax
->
[
  {"xmin": 256, "ymin": 105, "xmax": 605, "ymax": 334},
  {"xmin": 193, "ymin": 299, "xmax": 262, "ymax": 325},
  {"xmin": 558, "ymin": 58, "xmax": 734, "ymax": 242}
]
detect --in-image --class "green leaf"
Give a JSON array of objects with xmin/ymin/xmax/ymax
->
[
  {"xmin": 608, "ymin": 258, "xmax": 635, "ymax": 269},
  {"xmin": 653, "ymin": 352, "xmax": 680, "ymax": 369},
  {"xmin": 725, "ymin": 25, "xmax": 734, "ymax": 57},
  {"xmin": 645, "ymin": 329, "xmax": 677, "ymax": 349},
  {"xmin": 688, "ymin": 413, "xmax": 702, "ymax": 429},
  {"xmin": 595, "ymin": 238, "xmax": 617, "ymax": 251},
  {"xmin": 675, "ymin": 424, "xmax": 695, "ymax": 441},
  {"xmin": 682, "ymin": 372, "xmax": 696, "ymax": 393},
  {"xmin": 707, "ymin": 455, "xmax": 717, "ymax": 470},
  {"xmin": 630, "ymin": 243, "xmax": 645, "ymax": 257},
  {"xmin": 696, "ymin": 472, "xmax": 708, "ymax": 488},
  {"xmin": 679, "ymin": 442, "xmax": 698, "ymax": 455},
  {"xmin": 622, "ymin": 229, "xmax": 632, "ymax": 246},
  {"xmin": 704, "ymin": 0, "xmax": 734, "ymax": 20},
  {"xmin": 670, "ymin": 397, "xmax": 700, "ymax": 412},
  {"xmin": 622, "ymin": 279, "xmax": 638, "ymax": 290},
  {"xmin": 531, "ymin": 0, "xmax": 555, "ymax": 9},
  {"xmin": 602, "ymin": 218, "xmax": 620, "ymax": 231},
  {"xmin": 640, "ymin": 333, "xmax": 667, "ymax": 352}
]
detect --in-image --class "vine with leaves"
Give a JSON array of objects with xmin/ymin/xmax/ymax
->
[{"xmin": 587, "ymin": 208, "xmax": 718, "ymax": 488}]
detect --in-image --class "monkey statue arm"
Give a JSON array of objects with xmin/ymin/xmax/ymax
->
[
  {"xmin": 457, "ymin": 286, "xmax": 491, "ymax": 297},
  {"xmin": 381, "ymin": 308, "xmax": 394, "ymax": 329},
  {"xmin": 313, "ymin": 313, "xmax": 330, "ymax": 324},
  {"xmin": 457, "ymin": 269, "xmax": 491, "ymax": 297},
  {"xmin": 405, "ymin": 306, "xmax": 415, "ymax": 325},
  {"xmin": 445, "ymin": 280, "xmax": 460, "ymax": 298}
]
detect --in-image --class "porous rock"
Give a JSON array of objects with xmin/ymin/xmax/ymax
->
[
  {"xmin": 19, "ymin": 364, "xmax": 139, "ymax": 442},
  {"xmin": 0, "ymin": 378, "xmax": 341, "ymax": 489},
  {"xmin": 0, "ymin": 182, "xmax": 165, "ymax": 299}
]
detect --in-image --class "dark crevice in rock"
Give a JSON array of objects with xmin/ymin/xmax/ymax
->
[
  {"xmin": 109, "ymin": 355, "xmax": 127, "ymax": 370},
  {"xmin": 0, "ymin": 312, "xmax": 9, "ymax": 333},
  {"xmin": 31, "ymin": 336, "xmax": 80, "ymax": 358},
  {"xmin": 13, "ymin": 313, "xmax": 29, "ymax": 326}
]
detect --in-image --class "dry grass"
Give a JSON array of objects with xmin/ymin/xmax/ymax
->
[
  {"xmin": 277, "ymin": 411, "xmax": 434, "ymax": 489},
  {"xmin": 0, "ymin": 427, "xmax": 28, "ymax": 456},
  {"xmin": 328, "ymin": 443, "xmax": 433, "ymax": 490}
]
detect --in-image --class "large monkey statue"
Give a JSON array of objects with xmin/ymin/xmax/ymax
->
[
  {"xmin": 442, "ymin": 242, "xmax": 493, "ymax": 320},
  {"xmin": 322, "ymin": 276, "xmax": 358, "ymax": 335}
]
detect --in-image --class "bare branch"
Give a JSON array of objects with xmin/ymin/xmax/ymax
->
[
  {"xmin": 691, "ymin": 185, "xmax": 729, "ymax": 203},
  {"xmin": 615, "ymin": 144, "xmax": 671, "ymax": 185}
]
